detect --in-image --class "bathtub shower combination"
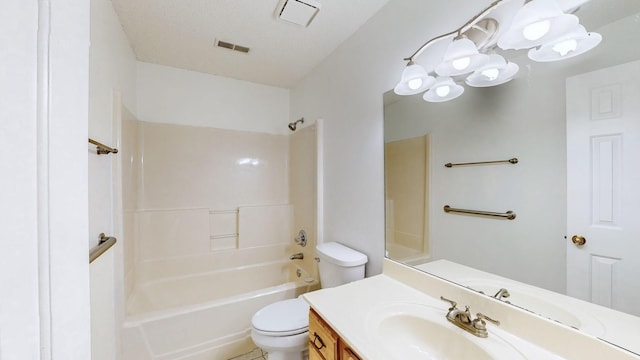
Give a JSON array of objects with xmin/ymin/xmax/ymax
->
[
  {"xmin": 120, "ymin": 115, "xmax": 319, "ymax": 359},
  {"xmin": 122, "ymin": 247, "xmax": 316, "ymax": 359}
]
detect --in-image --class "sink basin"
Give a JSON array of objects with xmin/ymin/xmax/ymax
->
[{"xmin": 366, "ymin": 303, "xmax": 525, "ymax": 360}]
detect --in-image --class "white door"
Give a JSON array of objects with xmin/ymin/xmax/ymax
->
[{"xmin": 566, "ymin": 60, "xmax": 640, "ymax": 316}]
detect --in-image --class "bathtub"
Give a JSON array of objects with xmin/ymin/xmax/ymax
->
[
  {"xmin": 385, "ymin": 242, "xmax": 431, "ymax": 266},
  {"xmin": 122, "ymin": 250, "xmax": 317, "ymax": 360}
]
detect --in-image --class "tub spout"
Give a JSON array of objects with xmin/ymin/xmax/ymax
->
[{"xmin": 290, "ymin": 253, "xmax": 304, "ymax": 260}]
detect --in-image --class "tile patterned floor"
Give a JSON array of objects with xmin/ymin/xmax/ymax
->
[{"xmin": 227, "ymin": 347, "xmax": 268, "ymax": 360}]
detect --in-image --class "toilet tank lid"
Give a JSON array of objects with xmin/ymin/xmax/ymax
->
[{"xmin": 316, "ymin": 242, "xmax": 368, "ymax": 267}]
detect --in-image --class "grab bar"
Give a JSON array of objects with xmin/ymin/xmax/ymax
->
[
  {"xmin": 444, "ymin": 205, "xmax": 516, "ymax": 220},
  {"xmin": 89, "ymin": 233, "xmax": 117, "ymax": 263},
  {"xmin": 88, "ymin": 138, "xmax": 118, "ymax": 155},
  {"xmin": 445, "ymin": 158, "xmax": 518, "ymax": 168}
]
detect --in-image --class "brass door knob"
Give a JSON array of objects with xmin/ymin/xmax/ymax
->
[{"xmin": 571, "ymin": 235, "xmax": 586, "ymax": 246}]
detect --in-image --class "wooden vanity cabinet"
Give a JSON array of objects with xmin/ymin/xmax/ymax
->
[
  {"xmin": 308, "ymin": 309, "xmax": 362, "ymax": 360},
  {"xmin": 338, "ymin": 342, "xmax": 362, "ymax": 360}
]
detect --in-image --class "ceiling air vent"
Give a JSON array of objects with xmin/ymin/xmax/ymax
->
[
  {"xmin": 276, "ymin": 0, "xmax": 321, "ymax": 27},
  {"xmin": 216, "ymin": 40, "xmax": 250, "ymax": 54}
]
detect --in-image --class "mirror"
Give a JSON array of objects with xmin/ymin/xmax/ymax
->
[{"xmin": 384, "ymin": 0, "xmax": 640, "ymax": 354}]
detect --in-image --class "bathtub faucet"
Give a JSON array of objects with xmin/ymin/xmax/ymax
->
[{"xmin": 289, "ymin": 253, "xmax": 304, "ymax": 260}]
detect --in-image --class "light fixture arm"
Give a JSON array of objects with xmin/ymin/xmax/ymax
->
[{"xmin": 404, "ymin": 0, "xmax": 507, "ymax": 62}]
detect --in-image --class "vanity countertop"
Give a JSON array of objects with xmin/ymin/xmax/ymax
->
[
  {"xmin": 304, "ymin": 274, "xmax": 434, "ymax": 360},
  {"xmin": 302, "ymin": 258, "xmax": 640, "ymax": 360},
  {"xmin": 302, "ymin": 274, "xmax": 562, "ymax": 359}
]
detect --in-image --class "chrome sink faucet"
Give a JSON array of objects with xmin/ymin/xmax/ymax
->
[
  {"xmin": 440, "ymin": 296, "xmax": 500, "ymax": 338},
  {"xmin": 493, "ymin": 288, "xmax": 510, "ymax": 300}
]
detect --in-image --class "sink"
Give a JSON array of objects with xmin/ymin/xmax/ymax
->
[{"xmin": 366, "ymin": 303, "xmax": 526, "ymax": 360}]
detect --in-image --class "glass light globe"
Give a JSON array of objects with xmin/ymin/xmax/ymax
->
[
  {"xmin": 423, "ymin": 77, "xmax": 464, "ymax": 102},
  {"xmin": 408, "ymin": 78, "xmax": 423, "ymax": 90},
  {"xmin": 435, "ymin": 38, "xmax": 488, "ymax": 76},
  {"xmin": 436, "ymin": 85, "xmax": 451, "ymax": 97},
  {"xmin": 528, "ymin": 24, "xmax": 602, "ymax": 62},
  {"xmin": 465, "ymin": 54, "xmax": 519, "ymax": 88},
  {"xmin": 481, "ymin": 68, "xmax": 500, "ymax": 81},
  {"xmin": 552, "ymin": 38, "xmax": 578, "ymax": 56},
  {"xmin": 523, "ymin": 20, "xmax": 551, "ymax": 41},
  {"xmin": 452, "ymin": 57, "xmax": 471, "ymax": 71},
  {"xmin": 393, "ymin": 62, "xmax": 435, "ymax": 95}
]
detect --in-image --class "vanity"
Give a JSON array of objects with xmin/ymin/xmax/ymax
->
[
  {"xmin": 304, "ymin": 258, "xmax": 639, "ymax": 359},
  {"xmin": 308, "ymin": 308, "xmax": 362, "ymax": 360}
]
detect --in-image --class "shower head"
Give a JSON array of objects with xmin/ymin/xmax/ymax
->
[{"xmin": 288, "ymin": 118, "xmax": 304, "ymax": 131}]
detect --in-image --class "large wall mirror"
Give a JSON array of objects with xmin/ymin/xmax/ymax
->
[{"xmin": 384, "ymin": 0, "xmax": 640, "ymax": 354}]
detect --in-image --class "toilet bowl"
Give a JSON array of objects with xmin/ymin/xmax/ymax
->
[
  {"xmin": 250, "ymin": 242, "xmax": 368, "ymax": 360},
  {"xmin": 251, "ymin": 298, "xmax": 309, "ymax": 360}
]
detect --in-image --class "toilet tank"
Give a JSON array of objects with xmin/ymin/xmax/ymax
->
[{"xmin": 316, "ymin": 242, "xmax": 368, "ymax": 288}]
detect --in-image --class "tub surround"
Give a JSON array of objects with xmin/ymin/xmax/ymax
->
[
  {"xmin": 303, "ymin": 258, "xmax": 640, "ymax": 359},
  {"xmin": 120, "ymin": 117, "xmax": 320, "ymax": 359}
]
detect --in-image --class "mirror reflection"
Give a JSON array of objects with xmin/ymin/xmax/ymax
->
[{"xmin": 384, "ymin": 0, "xmax": 640, "ymax": 354}]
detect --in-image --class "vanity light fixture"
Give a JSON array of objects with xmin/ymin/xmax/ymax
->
[{"xmin": 394, "ymin": 0, "xmax": 601, "ymax": 102}]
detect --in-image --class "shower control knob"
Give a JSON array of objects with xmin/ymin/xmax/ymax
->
[
  {"xmin": 571, "ymin": 235, "xmax": 586, "ymax": 246},
  {"xmin": 295, "ymin": 229, "xmax": 307, "ymax": 247}
]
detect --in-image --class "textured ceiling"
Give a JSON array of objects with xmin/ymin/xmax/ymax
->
[{"xmin": 112, "ymin": 0, "xmax": 389, "ymax": 88}]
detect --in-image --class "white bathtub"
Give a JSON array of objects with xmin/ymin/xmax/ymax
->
[
  {"xmin": 123, "ymin": 250, "xmax": 317, "ymax": 360},
  {"xmin": 385, "ymin": 242, "xmax": 430, "ymax": 266}
]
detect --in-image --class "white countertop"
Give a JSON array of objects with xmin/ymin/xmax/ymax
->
[
  {"xmin": 302, "ymin": 258, "xmax": 640, "ymax": 360},
  {"xmin": 303, "ymin": 274, "xmax": 560, "ymax": 359},
  {"xmin": 305, "ymin": 274, "xmax": 435, "ymax": 360}
]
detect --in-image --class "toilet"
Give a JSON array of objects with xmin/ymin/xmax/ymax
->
[{"xmin": 251, "ymin": 242, "xmax": 368, "ymax": 360}]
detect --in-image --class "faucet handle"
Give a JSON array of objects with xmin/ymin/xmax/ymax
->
[
  {"xmin": 439, "ymin": 296, "xmax": 457, "ymax": 310},
  {"xmin": 474, "ymin": 312, "xmax": 500, "ymax": 330}
]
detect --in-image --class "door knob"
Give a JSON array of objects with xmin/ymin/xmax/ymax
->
[{"xmin": 571, "ymin": 235, "xmax": 586, "ymax": 246}]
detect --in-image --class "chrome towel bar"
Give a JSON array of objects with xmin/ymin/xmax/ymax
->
[
  {"xmin": 88, "ymin": 138, "xmax": 118, "ymax": 155},
  {"xmin": 444, "ymin": 205, "xmax": 516, "ymax": 220},
  {"xmin": 445, "ymin": 158, "xmax": 518, "ymax": 168},
  {"xmin": 89, "ymin": 233, "xmax": 117, "ymax": 263}
]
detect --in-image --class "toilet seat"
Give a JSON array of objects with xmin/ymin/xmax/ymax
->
[{"xmin": 252, "ymin": 298, "xmax": 309, "ymax": 336}]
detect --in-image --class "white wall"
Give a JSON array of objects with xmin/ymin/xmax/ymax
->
[
  {"xmin": 136, "ymin": 62, "xmax": 291, "ymax": 134},
  {"xmin": 1, "ymin": 0, "xmax": 91, "ymax": 358},
  {"xmin": 48, "ymin": 0, "xmax": 92, "ymax": 354},
  {"xmin": 0, "ymin": 2, "xmax": 41, "ymax": 358},
  {"xmin": 88, "ymin": 0, "xmax": 138, "ymax": 359}
]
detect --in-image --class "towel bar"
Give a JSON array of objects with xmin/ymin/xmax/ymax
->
[
  {"xmin": 443, "ymin": 205, "xmax": 516, "ymax": 220},
  {"xmin": 88, "ymin": 138, "xmax": 118, "ymax": 155},
  {"xmin": 89, "ymin": 233, "xmax": 117, "ymax": 263}
]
